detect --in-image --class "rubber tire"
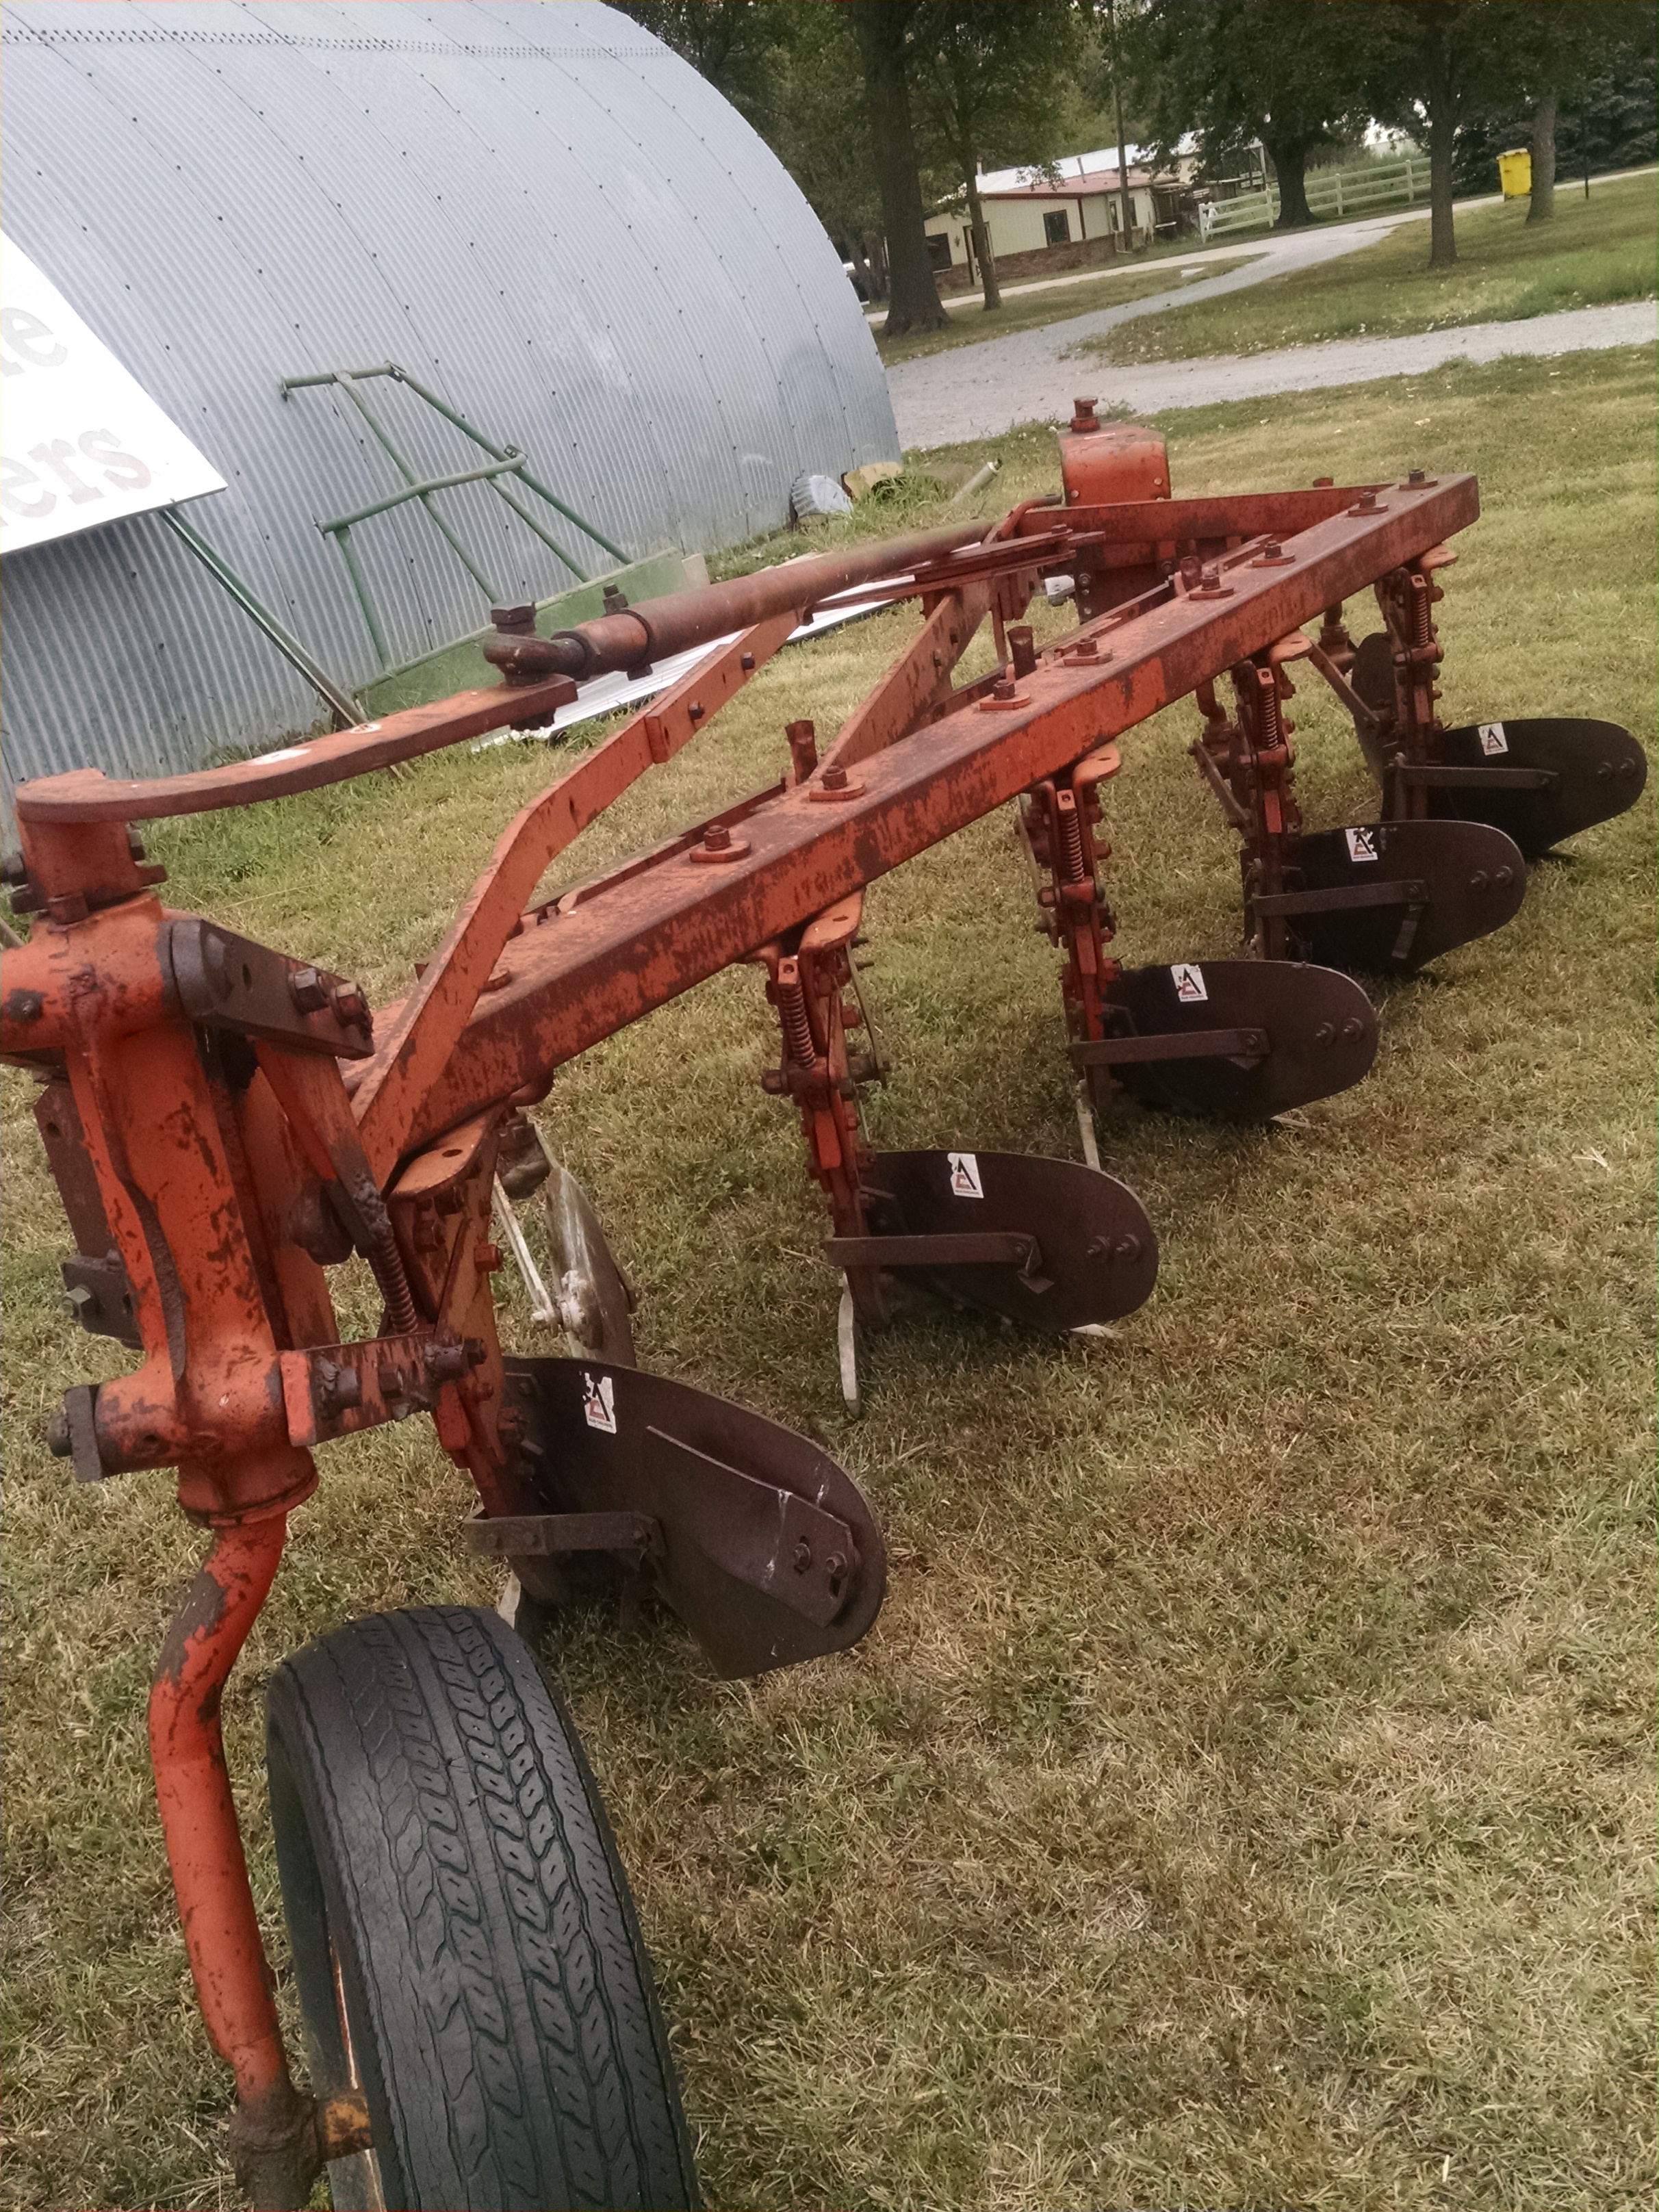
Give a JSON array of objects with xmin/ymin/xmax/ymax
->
[{"xmin": 266, "ymin": 1606, "xmax": 698, "ymax": 2211}]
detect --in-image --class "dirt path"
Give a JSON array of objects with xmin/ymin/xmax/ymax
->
[{"xmin": 885, "ymin": 185, "xmax": 1656, "ymax": 448}]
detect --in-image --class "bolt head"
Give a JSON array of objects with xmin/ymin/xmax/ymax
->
[
  {"xmin": 703, "ymin": 823, "xmax": 732, "ymax": 851},
  {"xmin": 1313, "ymin": 1022, "xmax": 1335, "ymax": 1046},
  {"xmin": 290, "ymin": 966, "xmax": 329, "ymax": 1013},
  {"xmin": 822, "ymin": 764, "xmax": 849, "ymax": 790},
  {"xmin": 793, "ymin": 1539, "xmax": 813, "ymax": 1573}
]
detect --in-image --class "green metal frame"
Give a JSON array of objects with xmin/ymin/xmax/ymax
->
[
  {"xmin": 280, "ymin": 363, "xmax": 629, "ymax": 669},
  {"xmin": 160, "ymin": 506, "xmax": 361, "ymax": 728}
]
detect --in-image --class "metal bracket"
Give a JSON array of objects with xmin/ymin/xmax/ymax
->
[
  {"xmin": 1072, "ymin": 1027, "xmax": 1268, "ymax": 1068},
  {"xmin": 825, "ymin": 1229, "xmax": 1053, "ymax": 1294},
  {"xmin": 463, "ymin": 1509, "xmax": 661, "ymax": 1559},
  {"xmin": 166, "ymin": 920, "xmax": 374, "ymax": 1058},
  {"xmin": 1389, "ymin": 762, "xmax": 1557, "ymax": 790},
  {"xmin": 1250, "ymin": 879, "xmax": 1428, "ymax": 916}
]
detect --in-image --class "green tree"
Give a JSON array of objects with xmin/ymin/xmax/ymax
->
[
  {"xmin": 912, "ymin": 1, "xmax": 1092, "ymax": 311},
  {"xmin": 1129, "ymin": 0, "xmax": 1370, "ymax": 229},
  {"xmin": 1354, "ymin": 3, "xmax": 1530, "ymax": 268}
]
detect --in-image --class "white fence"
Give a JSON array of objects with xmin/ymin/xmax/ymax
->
[{"xmin": 1198, "ymin": 153, "xmax": 1427, "ymax": 241}]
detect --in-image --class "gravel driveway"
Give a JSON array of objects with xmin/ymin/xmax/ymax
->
[{"xmin": 885, "ymin": 196, "xmax": 1656, "ymax": 448}]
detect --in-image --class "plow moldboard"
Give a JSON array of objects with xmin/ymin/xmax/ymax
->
[
  {"xmin": 1097, "ymin": 960, "xmax": 1377, "ymax": 1120},
  {"xmin": 1291, "ymin": 819, "xmax": 1527, "ymax": 973},
  {"xmin": 859, "ymin": 1149, "xmax": 1158, "ymax": 1333},
  {"xmin": 501, "ymin": 1357, "xmax": 886, "ymax": 1677},
  {"xmin": 1423, "ymin": 717, "xmax": 1647, "ymax": 856}
]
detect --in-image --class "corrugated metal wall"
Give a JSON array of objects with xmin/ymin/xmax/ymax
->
[{"xmin": 0, "ymin": 0, "xmax": 899, "ymax": 806}]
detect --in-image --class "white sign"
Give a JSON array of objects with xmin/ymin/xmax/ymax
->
[
  {"xmin": 1478, "ymin": 722, "xmax": 1508, "ymax": 756},
  {"xmin": 1, "ymin": 235, "xmax": 225, "ymax": 553},
  {"xmin": 1170, "ymin": 963, "xmax": 1208, "ymax": 1004},
  {"xmin": 1344, "ymin": 827, "xmax": 1380, "ymax": 864},
  {"xmin": 947, "ymin": 1151, "xmax": 984, "ymax": 1199}
]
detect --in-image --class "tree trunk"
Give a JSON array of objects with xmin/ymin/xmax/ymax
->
[
  {"xmin": 1527, "ymin": 89, "xmax": 1558, "ymax": 223},
  {"xmin": 1421, "ymin": 8, "xmax": 1458, "ymax": 269},
  {"xmin": 1264, "ymin": 136, "xmax": 1316, "ymax": 229},
  {"xmin": 965, "ymin": 170, "xmax": 1001, "ymax": 311},
  {"xmin": 1107, "ymin": 0, "xmax": 1137, "ymax": 247},
  {"xmin": 851, "ymin": 4, "xmax": 947, "ymax": 336}
]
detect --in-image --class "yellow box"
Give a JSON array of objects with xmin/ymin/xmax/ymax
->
[{"xmin": 1498, "ymin": 148, "xmax": 1532, "ymax": 199}]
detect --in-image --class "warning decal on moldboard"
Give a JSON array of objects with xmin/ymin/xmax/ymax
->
[
  {"xmin": 581, "ymin": 1372, "xmax": 617, "ymax": 1434},
  {"xmin": 1, "ymin": 234, "xmax": 226, "ymax": 554},
  {"xmin": 1478, "ymin": 722, "xmax": 1508, "ymax": 755},
  {"xmin": 1344, "ymin": 826, "xmax": 1380, "ymax": 864},
  {"xmin": 1170, "ymin": 964, "xmax": 1207, "ymax": 1005},
  {"xmin": 947, "ymin": 1151, "xmax": 984, "ymax": 1198}
]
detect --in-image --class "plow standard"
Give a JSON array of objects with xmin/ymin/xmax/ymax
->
[{"xmin": 2, "ymin": 415, "xmax": 1643, "ymax": 2209}]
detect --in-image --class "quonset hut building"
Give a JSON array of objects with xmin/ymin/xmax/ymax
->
[{"xmin": 0, "ymin": 0, "xmax": 899, "ymax": 808}]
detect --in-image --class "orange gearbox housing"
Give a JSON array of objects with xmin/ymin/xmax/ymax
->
[{"xmin": 1057, "ymin": 398, "xmax": 1170, "ymax": 506}]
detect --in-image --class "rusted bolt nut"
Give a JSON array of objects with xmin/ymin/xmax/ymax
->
[
  {"xmin": 1199, "ymin": 565, "xmax": 1221, "ymax": 591},
  {"xmin": 378, "ymin": 1362, "xmax": 407, "ymax": 1399},
  {"xmin": 1356, "ymin": 489, "xmax": 1378, "ymax": 511},
  {"xmin": 821, "ymin": 764, "xmax": 849, "ymax": 791},
  {"xmin": 290, "ymin": 966, "xmax": 329, "ymax": 1013},
  {"xmin": 702, "ymin": 823, "xmax": 732, "ymax": 853},
  {"xmin": 793, "ymin": 1539, "xmax": 813, "ymax": 1573},
  {"xmin": 688, "ymin": 701, "xmax": 705, "ymax": 722},
  {"xmin": 474, "ymin": 1243, "xmax": 503, "ymax": 1272},
  {"xmin": 331, "ymin": 983, "xmax": 370, "ymax": 1027},
  {"xmin": 824, "ymin": 1552, "xmax": 849, "ymax": 1582},
  {"xmin": 991, "ymin": 678, "xmax": 1017, "ymax": 702},
  {"xmin": 316, "ymin": 1360, "xmax": 362, "ymax": 1415},
  {"xmin": 8, "ymin": 990, "xmax": 44, "ymax": 1023},
  {"xmin": 1408, "ymin": 468, "xmax": 1427, "ymax": 485},
  {"xmin": 490, "ymin": 603, "xmax": 537, "ymax": 634},
  {"xmin": 426, "ymin": 1343, "xmax": 470, "ymax": 1382}
]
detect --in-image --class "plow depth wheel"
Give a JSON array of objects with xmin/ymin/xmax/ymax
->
[{"xmin": 266, "ymin": 1607, "xmax": 697, "ymax": 2212}]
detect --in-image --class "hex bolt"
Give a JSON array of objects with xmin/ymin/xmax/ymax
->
[
  {"xmin": 1356, "ymin": 489, "xmax": 1378, "ymax": 511},
  {"xmin": 688, "ymin": 702, "xmax": 705, "ymax": 722},
  {"xmin": 330, "ymin": 983, "xmax": 370, "ymax": 1027},
  {"xmin": 9, "ymin": 990, "xmax": 43, "ymax": 1023},
  {"xmin": 793, "ymin": 1539, "xmax": 813, "ymax": 1573},
  {"xmin": 1408, "ymin": 468, "xmax": 1427, "ymax": 485},
  {"xmin": 824, "ymin": 1552, "xmax": 848, "ymax": 1582},
  {"xmin": 1199, "ymin": 565, "xmax": 1221, "ymax": 592},
  {"xmin": 1070, "ymin": 638, "xmax": 1099, "ymax": 658},
  {"xmin": 740, "ymin": 652, "xmax": 756, "ymax": 671},
  {"xmin": 127, "ymin": 828, "xmax": 148, "ymax": 862},
  {"xmin": 289, "ymin": 966, "xmax": 329, "ymax": 1013},
  {"xmin": 990, "ymin": 678, "xmax": 1017, "ymax": 702},
  {"xmin": 821, "ymin": 764, "xmax": 849, "ymax": 792},
  {"xmin": 702, "ymin": 823, "xmax": 732, "ymax": 854},
  {"xmin": 474, "ymin": 1243, "xmax": 503, "ymax": 1272},
  {"xmin": 601, "ymin": 583, "xmax": 630, "ymax": 614},
  {"xmin": 490, "ymin": 603, "xmax": 537, "ymax": 634}
]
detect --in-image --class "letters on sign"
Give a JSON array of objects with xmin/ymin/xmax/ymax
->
[{"xmin": 1, "ymin": 235, "xmax": 225, "ymax": 552}]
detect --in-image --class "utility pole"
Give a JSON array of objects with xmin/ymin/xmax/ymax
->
[{"xmin": 1106, "ymin": 0, "xmax": 1137, "ymax": 249}]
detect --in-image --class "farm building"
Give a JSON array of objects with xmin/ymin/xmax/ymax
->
[
  {"xmin": 924, "ymin": 149, "xmax": 1195, "ymax": 293},
  {"xmin": 0, "ymin": 0, "xmax": 897, "ymax": 808}
]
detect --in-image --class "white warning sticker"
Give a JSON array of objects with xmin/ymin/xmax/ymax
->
[
  {"xmin": 1478, "ymin": 721, "xmax": 1508, "ymax": 755},
  {"xmin": 1344, "ymin": 826, "xmax": 1380, "ymax": 864},
  {"xmin": 947, "ymin": 1150, "xmax": 984, "ymax": 1199},
  {"xmin": 1170, "ymin": 963, "xmax": 1208, "ymax": 1005},
  {"xmin": 581, "ymin": 1371, "xmax": 617, "ymax": 1434}
]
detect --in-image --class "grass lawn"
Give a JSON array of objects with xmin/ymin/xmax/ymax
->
[
  {"xmin": 873, "ymin": 252, "xmax": 1261, "ymax": 367},
  {"xmin": 1070, "ymin": 172, "xmax": 1657, "ymax": 366},
  {"xmin": 2, "ymin": 346, "xmax": 1654, "ymax": 2212}
]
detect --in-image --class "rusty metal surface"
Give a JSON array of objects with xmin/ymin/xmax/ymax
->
[{"xmin": 8, "ymin": 454, "xmax": 1646, "ymax": 2170}]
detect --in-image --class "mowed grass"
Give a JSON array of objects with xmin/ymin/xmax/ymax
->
[
  {"xmin": 3, "ymin": 347, "xmax": 1654, "ymax": 2211},
  {"xmin": 1072, "ymin": 172, "xmax": 1657, "ymax": 365},
  {"xmin": 873, "ymin": 250, "xmax": 1262, "ymax": 367}
]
